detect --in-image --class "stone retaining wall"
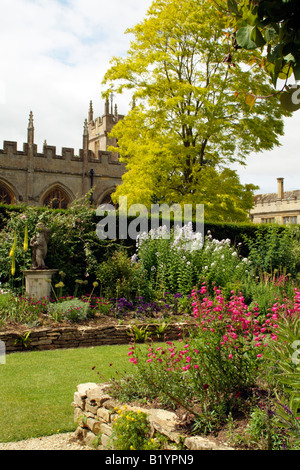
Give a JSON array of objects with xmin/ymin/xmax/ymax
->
[
  {"xmin": 73, "ymin": 382, "xmax": 234, "ymax": 451},
  {"xmin": 0, "ymin": 322, "xmax": 186, "ymax": 354}
]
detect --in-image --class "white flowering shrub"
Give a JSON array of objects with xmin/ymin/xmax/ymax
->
[
  {"xmin": 135, "ymin": 224, "xmax": 250, "ymax": 296},
  {"xmin": 198, "ymin": 232, "xmax": 250, "ymax": 293}
]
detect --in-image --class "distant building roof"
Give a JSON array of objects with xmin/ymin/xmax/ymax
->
[{"xmin": 254, "ymin": 189, "xmax": 300, "ymax": 204}]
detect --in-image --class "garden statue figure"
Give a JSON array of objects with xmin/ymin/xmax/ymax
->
[{"xmin": 30, "ymin": 222, "xmax": 51, "ymax": 269}]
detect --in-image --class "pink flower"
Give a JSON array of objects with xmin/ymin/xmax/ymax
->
[
  {"xmin": 228, "ymin": 354, "xmax": 233, "ymax": 359},
  {"xmin": 129, "ymin": 358, "xmax": 137, "ymax": 364}
]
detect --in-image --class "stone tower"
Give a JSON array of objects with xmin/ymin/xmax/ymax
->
[{"xmin": 87, "ymin": 97, "xmax": 124, "ymax": 160}]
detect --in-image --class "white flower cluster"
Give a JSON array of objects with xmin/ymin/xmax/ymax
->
[
  {"xmin": 202, "ymin": 231, "xmax": 250, "ymax": 271},
  {"xmin": 171, "ymin": 222, "xmax": 203, "ymax": 252},
  {"xmin": 136, "ymin": 225, "xmax": 170, "ymax": 249}
]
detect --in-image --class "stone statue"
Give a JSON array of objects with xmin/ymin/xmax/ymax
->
[{"xmin": 30, "ymin": 222, "xmax": 51, "ymax": 269}]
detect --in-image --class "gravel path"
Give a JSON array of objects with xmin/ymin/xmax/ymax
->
[{"xmin": 0, "ymin": 432, "xmax": 91, "ymax": 450}]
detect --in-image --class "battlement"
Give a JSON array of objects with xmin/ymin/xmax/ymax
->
[
  {"xmin": 0, "ymin": 141, "xmax": 123, "ymax": 166},
  {"xmin": 0, "ymin": 140, "xmax": 80, "ymax": 160}
]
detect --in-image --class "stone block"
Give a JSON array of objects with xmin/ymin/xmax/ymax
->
[
  {"xmin": 77, "ymin": 382, "xmax": 98, "ymax": 399},
  {"xmin": 101, "ymin": 433, "xmax": 112, "ymax": 449},
  {"xmin": 85, "ymin": 402, "xmax": 99, "ymax": 414},
  {"xmin": 86, "ymin": 417, "xmax": 102, "ymax": 435},
  {"xmin": 74, "ymin": 407, "xmax": 85, "ymax": 426},
  {"xmin": 184, "ymin": 436, "xmax": 234, "ymax": 450},
  {"xmin": 97, "ymin": 407, "xmax": 111, "ymax": 423},
  {"xmin": 86, "ymin": 383, "xmax": 111, "ymax": 402},
  {"xmin": 73, "ymin": 391, "xmax": 85, "ymax": 409}
]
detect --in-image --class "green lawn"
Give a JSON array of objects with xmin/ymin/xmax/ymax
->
[{"xmin": 0, "ymin": 345, "xmax": 131, "ymax": 442}]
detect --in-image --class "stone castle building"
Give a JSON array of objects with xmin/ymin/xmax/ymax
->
[
  {"xmin": 250, "ymin": 177, "xmax": 300, "ymax": 225},
  {"xmin": 0, "ymin": 99, "xmax": 125, "ymax": 208}
]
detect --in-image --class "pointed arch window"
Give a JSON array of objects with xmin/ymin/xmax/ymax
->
[
  {"xmin": 0, "ymin": 184, "xmax": 14, "ymax": 204},
  {"xmin": 100, "ymin": 193, "xmax": 114, "ymax": 206},
  {"xmin": 43, "ymin": 188, "xmax": 70, "ymax": 209}
]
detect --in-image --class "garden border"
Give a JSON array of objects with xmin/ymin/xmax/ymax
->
[
  {"xmin": 73, "ymin": 382, "xmax": 235, "ymax": 450},
  {"xmin": 0, "ymin": 322, "xmax": 189, "ymax": 354}
]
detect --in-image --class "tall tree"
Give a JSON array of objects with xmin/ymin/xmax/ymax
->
[{"xmin": 102, "ymin": 0, "xmax": 290, "ymax": 221}]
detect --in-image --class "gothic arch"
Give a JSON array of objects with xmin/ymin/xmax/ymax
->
[
  {"xmin": 97, "ymin": 187, "xmax": 117, "ymax": 207},
  {"xmin": 40, "ymin": 183, "xmax": 75, "ymax": 209},
  {"xmin": 0, "ymin": 179, "xmax": 17, "ymax": 205}
]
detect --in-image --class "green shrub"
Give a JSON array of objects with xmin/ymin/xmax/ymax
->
[
  {"xmin": 47, "ymin": 298, "xmax": 89, "ymax": 323},
  {"xmin": 243, "ymin": 225, "xmax": 300, "ymax": 279},
  {"xmin": 244, "ymin": 408, "xmax": 287, "ymax": 450},
  {"xmin": 111, "ymin": 407, "xmax": 160, "ymax": 450},
  {"xmin": 96, "ymin": 249, "xmax": 152, "ymax": 301},
  {"xmin": 0, "ymin": 198, "xmax": 110, "ymax": 295}
]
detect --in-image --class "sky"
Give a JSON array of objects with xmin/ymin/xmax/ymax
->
[{"xmin": 0, "ymin": 0, "xmax": 299, "ymax": 196}]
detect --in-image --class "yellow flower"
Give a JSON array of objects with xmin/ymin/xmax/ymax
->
[
  {"xmin": 130, "ymin": 445, "xmax": 135, "ymax": 450},
  {"xmin": 55, "ymin": 282, "xmax": 64, "ymax": 288},
  {"xmin": 9, "ymin": 231, "xmax": 17, "ymax": 258},
  {"xmin": 23, "ymin": 224, "xmax": 28, "ymax": 252},
  {"xmin": 11, "ymin": 257, "xmax": 16, "ymax": 276}
]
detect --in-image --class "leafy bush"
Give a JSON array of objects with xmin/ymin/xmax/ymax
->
[
  {"xmin": 96, "ymin": 249, "xmax": 152, "ymax": 301},
  {"xmin": 0, "ymin": 197, "xmax": 111, "ymax": 294},
  {"xmin": 111, "ymin": 406, "xmax": 160, "ymax": 450},
  {"xmin": 47, "ymin": 298, "xmax": 89, "ymax": 323},
  {"xmin": 243, "ymin": 225, "xmax": 300, "ymax": 279}
]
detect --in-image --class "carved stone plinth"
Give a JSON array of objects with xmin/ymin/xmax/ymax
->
[{"xmin": 24, "ymin": 269, "xmax": 58, "ymax": 300}]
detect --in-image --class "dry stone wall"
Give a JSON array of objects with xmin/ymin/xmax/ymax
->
[
  {"xmin": 73, "ymin": 382, "xmax": 235, "ymax": 451},
  {"xmin": 0, "ymin": 322, "xmax": 187, "ymax": 353}
]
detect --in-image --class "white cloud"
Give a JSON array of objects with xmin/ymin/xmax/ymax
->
[
  {"xmin": 0, "ymin": 0, "xmax": 299, "ymax": 194},
  {"xmin": 233, "ymin": 112, "xmax": 300, "ymax": 194},
  {"xmin": 0, "ymin": 0, "xmax": 153, "ymax": 151}
]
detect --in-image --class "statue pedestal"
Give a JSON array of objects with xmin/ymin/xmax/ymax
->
[{"xmin": 24, "ymin": 269, "xmax": 58, "ymax": 300}]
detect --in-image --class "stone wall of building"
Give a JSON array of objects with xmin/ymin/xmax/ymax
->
[
  {"xmin": 250, "ymin": 177, "xmax": 300, "ymax": 225},
  {"xmin": 0, "ymin": 101, "xmax": 125, "ymax": 207}
]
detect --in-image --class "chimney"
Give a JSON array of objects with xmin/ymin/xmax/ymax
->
[{"xmin": 277, "ymin": 177, "xmax": 284, "ymax": 199}]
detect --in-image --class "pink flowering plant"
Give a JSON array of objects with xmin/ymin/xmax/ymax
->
[{"xmin": 127, "ymin": 282, "xmax": 282, "ymax": 419}]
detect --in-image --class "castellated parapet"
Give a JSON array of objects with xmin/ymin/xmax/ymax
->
[{"xmin": 0, "ymin": 101, "xmax": 125, "ymax": 207}]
